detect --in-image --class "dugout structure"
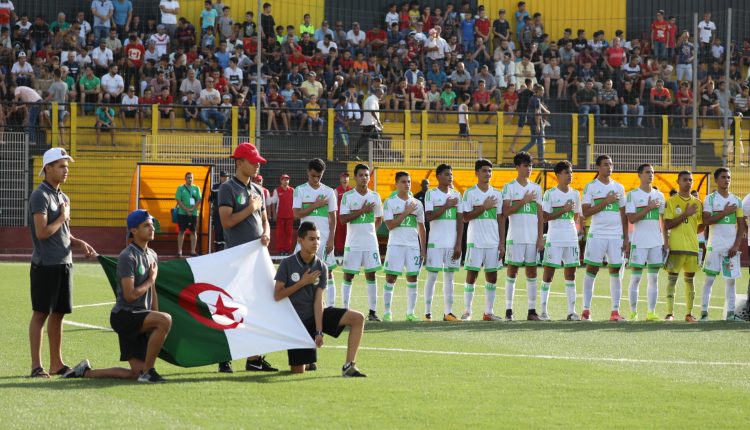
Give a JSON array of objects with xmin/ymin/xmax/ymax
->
[{"xmin": 129, "ymin": 163, "xmax": 213, "ymax": 254}]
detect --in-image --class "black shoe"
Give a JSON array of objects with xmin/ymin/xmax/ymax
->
[
  {"xmin": 305, "ymin": 363, "xmax": 317, "ymax": 371},
  {"xmin": 218, "ymin": 361, "xmax": 233, "ymax": 373},
  {"xmin": 505, "ymin": 309, "xmax": 515, "ymax": 321},
  {"xmin": 342, "ymin": 362, "xmax": 367, "ymax": 377},
  {"xmin": 138, "ymin": 368, "xmax": 166, "ymax": 383},
  {"xmin": 368, "ymin": 310, "xmax": 381, "ymax": 322},
  {"xmin": 527, "ymin": 310, "xmax": 541, "ymax": 321},
  {"xmin": 246, "ymin": 356, "xmax": 278, "ymax": 372}
]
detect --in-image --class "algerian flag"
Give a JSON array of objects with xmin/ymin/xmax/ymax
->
[{"xmin": 99, "ymin": 241, "xmax": 315, "ymax": 367}]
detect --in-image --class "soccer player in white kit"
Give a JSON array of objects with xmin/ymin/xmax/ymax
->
[
  {"xmin": 581, "ymin": 155, "xmax": 629, "ymax": 321},
  {"xmin": 292, "ymin": 158, "xmax": 339, "ymax": 306},
  {"xmin": 700, "ymin": 168, "xmax": 746, "ymax": 321},
  {"xmin": 461, "ymin": 159, "xmax": 505, "ymax": 321},
  {"xmin": 339, "ymin": 164, "xmax": 384, "ymax": 321},
  {"xmin": 382, "ymin": 171, "xmax": 426, "ymax": 322},
  {"xmin": 424, "ymin": 164, "xmax": 464, "ymax": 321},
  {"xmin": 541, "ymin": 161, "xmax": 584, "ymax": 321},
  {"xmin": 502, "ymin": 152, "xmax": 544, "ymax": 321},
  {"xmin": 625, "ymin": 164, "xmax": 667, "ymax": 321}
]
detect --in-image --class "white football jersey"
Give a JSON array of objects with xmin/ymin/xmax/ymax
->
[
  {"xmin": 383, "ymin": 194, "xmax": 425, "ymax": 249},
  {"xmin": 625, "ymin": 187, "xmax": 665, "ymax": 248},
  {"xmin": 543, "ymin": 187, "xmax": 582, "ymax": 247},
  {"xmin": 425, "ymin": 187, "xmax": 462, "ymax": 249},
  {"xmin": 502, "ymin": 179, "xmax": 543, "ymax": 244},
  {"xmin": 292, "ymin": 182, "xmax": 338, "ymax": 237},
  {"xmin": 703, "ymin": 191, "xmax": 744, "ymax": 250},
  {"xmin": 582, "ymin": 179, "xmax": 626, "ymax": 239},
  {"xmin": 462, "ymin": 185, "xmax": 503, "ymax": 248},
  {"xmin": 340, "ymin": 188, "xmax": 382, "ymax": 252}
]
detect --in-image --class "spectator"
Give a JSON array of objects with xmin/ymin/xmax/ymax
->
[
  {"xmin": 410, "ymin": 77, "xmax": 428, "ymax": 115},
  {"xmin": 179, "ymin": 68, "xmax": 202, "ymax": 97},
  {"xmin": 123, "ymin": 32, "xmax": 144, "ymax": 87},
  {"xmin": 650, "ymin": 10, "xmax": 669, "ymax": 61},
  {"xmin": 620, "ymin": 79, "xmax": 643, "ymax": 128},
  {"xmin": 149, "ymin": 70, "xmax": 170, "ymax": 95},
  {"xmin": 471, "ymin": 79, "xmax": 496, "ymax": 123},
  {"xmin": 101, "ymin": 64, "xmax": 124, "ymax": 104},
  {"xmin": 515, "ymin": 55, "xmax": 537, "ymax": 87},
  {"xmin": 95, "ymin": 101, "xmax": 116, "ymax": 145},
  {"xmin": 518, "ymin": 84, "xmax": 549, "ymax": 161},
  {"xmin": 12, "ymin": 51, "xmax": 34, "ymax": 86},
  {"xmin": 149, "ymin": 25, "xmax": 170, "ymax": 57},
  {"xmin": 542, "ymin": 57, "xmax": 564, "ymax": 99},
  {"xmin": 598, "ymin": 79, "xmax": 619, "ymax": 127},
  {"xmin": 346, "ymin": 22, "xmax": 366, "ymax": 56},
  {"xmin": 450, "ymin": 61, "xmax": 472, "ymax": 99},
  {"xmin": 604, "ymin": 37, "xmax": 626, "ymax": 85},
  {"xmin": 174, "ymin": 18, "xmax": 196, "ymax": 50},
  {"xmin": 272, "ymin": 174, "xmax": 295, "ymax": 255},
  {"xmin": 305, "ymin": 94, "xmax": 324, "ymax": 132},
  {"xmin": 91, "ymin": 39, "xmax": 114, "ymax": 75},
  {"xmin": 14, "ymin": 85, "xmax": 42, "ymax": 143},
  {"xmin": 91, "ymin": 0, "xmax": 114, "ymax": 44},
  {"xmin": 182, "ymin": 90, "xmax": 199, "ymax": 129},
  {"xmin": 650, "ymin": 79, "xmax": 672, "ymax": 125},
  {"xmin": 0, "ymin": 1, "xmax": 17, "ymax": 32},
  {"xmin": 156, "ymin": 86, "xmax": 175, "ymax": 128},
  {"xmin": 734, "ymin": 85, "xmax": 750, "ymax": 117},
  {"xmin": 175, "ymin": 171, "xmax": 201, "ymax": 257},
  {"xmin": 675, "ymin": 81, "xmax": 693, "ymax": 127},
  {"xmin": 200, "ymin": 1, "xmax": 217, "ymax": 32},
  {"xmin": 260, "ymin": 3, "xmax": 275, "ymax": 41},
  {"xmin": 159, "ymin": 0, "xmax": 180, "ymax": 37},
  {"xmin": 573, "ymin": 79, "xmax": 600, "ymax": 128},
  {"xmin": 697, "ymin": 12, "xmax": 715, "ymax": 62},
  {"xmin": 49, "ymin": 12, "xmax": 70, "ymax": 34},
  {"xmin": 675, "ymin": 31, "xmax": 694, "ymax": 82},
  {"xmin": 198, "ymin": 76, "xmax": 225, "ymax": 132},
  {"xmin": 120, "ymin": 85, "xmax": 141, "ymax": 129},
  {"xmin": 495, "ymin": 52, "xmax": 516, "ymax": 88},
  {"xmin": 300, "ymin": 71, "xmax": 323, "ymax": 103},
  {"xmin": 366, "ymin": 22, "xmax": 387, "ymax": 58},
  {"xmin": 224, "ymin": 56, "xmax": 248, "ymax": 99},
  {"xmin": 314, "ymin": 20, "xmax": 334, "ymax": 43},
  {"xmin": 354, "ymin": 87, "xmax": 383, "ymax": 159},
  {"xmin": 111, "ymin": 0, "xmax": 133, "ymax": 39},
  {"xmin": 78, "ymin": 66, "xmax": 102, "ymax": 112},
  {"xmin": 492, "ymin": 8, "xmax": 510, "ymax": 49},
  {"xmin": 218, "ymin": 6, "xmax": 234, "ymax": 41},
  {"xmin": 459, "ymin": 12, "xmax": 475, "ymax": 53},
  {"xmin": 104, "ymin": 29, "xmax": 123, "ymax": 57}
]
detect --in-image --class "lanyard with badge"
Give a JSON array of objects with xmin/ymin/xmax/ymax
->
[{"xmin": 184, "ymin": 185, "xmax": 196, "ymax": 207}]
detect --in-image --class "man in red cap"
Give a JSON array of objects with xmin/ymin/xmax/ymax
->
[
  {"xmin": 334, "ymin": 172, "xmax": 352, "ymax": 255},
  {"xmin": 252, "ymin": 174, "xmax": 272, "ymax": 208},
  {"xmin": 215, "ymin": 142, "xmax": 277, "ymax": 374},
  {"xmin": 271, "ymin": 174, "xmax": 295, "ymax": 255}
]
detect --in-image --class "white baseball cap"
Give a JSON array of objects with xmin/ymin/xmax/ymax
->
[{"xmin": 39, "ymin": 147, "xmax": 74, "ymax": 176}]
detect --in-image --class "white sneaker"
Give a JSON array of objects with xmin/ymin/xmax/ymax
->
[
  {"xmin": 566, "ymin": 313, "xmax": 581, "ymax": 321},
  {"xmin": 460, "ymin": 311, "xmax": 472, "ymax": 321},
  {"xmin": 539, "ymin": 312, "xmax": 551, "ymax": 321}
]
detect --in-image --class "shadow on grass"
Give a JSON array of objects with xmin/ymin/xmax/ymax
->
[
  {"xmin": 0, "ymin": 370, "xmax": 342, "ymax": 389},
  {"xmin": 362, "ymin": 320, "xmax": 750, "ymax": 334}
]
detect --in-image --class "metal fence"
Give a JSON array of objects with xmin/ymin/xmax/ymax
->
[
  {"xmin": 588, "ymin": 143, "xmax": 693, "ymax": 171},
  {"xmin": 0, "ymin": 133, "xmax": 30, "ymax": 227},
  {"xmin": 369, "ymin": 139, "xmax": 483, "ymax": 169}
]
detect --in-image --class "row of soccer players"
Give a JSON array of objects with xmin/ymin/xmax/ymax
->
[{"xmin": 291, "ymin": 155, "xmax": 748, "ymax": 322}]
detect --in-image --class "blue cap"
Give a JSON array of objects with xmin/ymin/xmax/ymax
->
[{"xmin": 127, "ymin": 209, "xmax": 153, "ymax": 230}]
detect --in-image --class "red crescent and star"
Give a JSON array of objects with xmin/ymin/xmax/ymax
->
[{"xmin": 178, "ymin": 283, "xmax": 245, "ymax": 330}]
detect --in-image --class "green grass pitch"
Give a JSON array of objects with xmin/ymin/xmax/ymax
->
[{"xmin": 1, "ymin": 261, "xmax": 748, "ymax": 428}]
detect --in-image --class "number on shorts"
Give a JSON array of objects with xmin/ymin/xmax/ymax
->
[
  {"xmin": 372, "ymin": 252, "xmax": 379, "ymax": 262},
  {"xmin": 413, "ymin": 256, "xmax": 421, "ymax": 266}
]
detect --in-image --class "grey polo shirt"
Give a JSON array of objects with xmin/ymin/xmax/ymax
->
[
  {"xmin": 29, "ymin": 181, "xmax": 72, "ymax": 266},
  {"xmin": 274, "ymin": 252, "xmax": 328, "ymax": 321},
  {"xmin": 218, "ymin": 177, "xmax": 264, "ymax": 248},
  {"xmin": 112, "ymin": 243, "xmax": 158, "ymax": 313}
]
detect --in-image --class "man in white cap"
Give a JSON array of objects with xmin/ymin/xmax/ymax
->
[
  {"xmin": 28, "ymin": 148, "xmax": 97, "ymax": 378},
  {"xmin": 14, "ymin": 85, "xmax": 42, "ymax": 145},
  {"xmin": 11, "ymin": 51, "xmax": 34, "ymax": 87}
]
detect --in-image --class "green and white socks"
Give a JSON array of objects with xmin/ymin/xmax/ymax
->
[
  {"xmin": 383, "ymin": 282, "xmax": 395, "ymax": 314},
  {"xmin": 540, "ymin": 281, "xmax": 551, "ymax": 315},
  {"xmin": 342, "ymin": 279, "xmax": 352, "ymax": 309},
  {"xmin": 425, "ymin": 271, "xmax": 438, "ymax": 315},
  {"xmin": 366, "ymin": 280, "xmax": 377, "ymax": 312},
  {"xmin": 464, "ymin": 283, "xmax": 475, "ymax": 314},
  {"xmin": 565, "ymin": 280, "xmax": 577, "ymax": 314},
  {"xmin": 443, "ymin": 272, "xmax": 455, "ymax": 315},
  {"xmin": 406, "ymin": 282, "xmax": 418, "ymax": 315},
  {"xmin": 484, "ymin": 283, "xmax": 497, "ymax": 315},
  {"xmin": 505, "ymin": 277, "xmax": 516, "ymax": 311}
]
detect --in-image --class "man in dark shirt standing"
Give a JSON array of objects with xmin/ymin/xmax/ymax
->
[
  {"xmin": 510, "ymin": 78, "xmax": 534, "ymax": 153},
  {"xmin": 518, "ymin": 84, "xmax": 550, "ymax": 162},
  {"xmin": 215, "ymin": 142, "xmax": 276, "ymax": 373},
  {"xmin": 620, "ymin": 79, "xmax": 644, "ymax": 127},
  {"xmin": 63, "ymin": 210, "xmax": 172, "ymax": 383},
  {"xmin": 209, "ymin": 170, "xmax": 230, "ymax": 251},
  {"xmin": 273, "ymin": 221, "xmax": 366, "ymax": 377},
  {"xmin": 28, "ymin": 148, "xmax": 97, "ymax": 378}
]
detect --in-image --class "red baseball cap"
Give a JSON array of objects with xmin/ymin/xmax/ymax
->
[
  {"xmin": 231, "ymin": 142, "xmax": 267, "ymax": 164},
  {"xmin": 280, "ymin": 174, "xmax": 290, "ymax": 180},
  {"xmin": 253, "ymin": 174, "xmax": 263, "ymax": 182},
  {"xmin": 339, "ymin": 172, "xmax": 350, "ymax": 178}
]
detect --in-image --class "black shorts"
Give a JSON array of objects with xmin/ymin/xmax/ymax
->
[
  {"xmin": 30, "ymin": 263, "xmax": 73, "ymax": 314},
  {"xmin": 110, "ymin": 310, "xmax": 150, "ymax": 361},
  {"xmin": 122, "ymin": 110, "xmax": 138, "ymax": 118},
  {"xmin": 287, "ymin": 306, "xmax": 347, "ymax": 366},
  {"xmin": 459, "ymin": 123, "xmax": 468, "ymax": 136},
  {"xmin": 517, "ymin": 113, "xmax": 528, "ymax": 127},
  {"xmin": 160, "ymin": 110, "xmax": 173, "ymax": 118},
  {"xmin": 177, "ymin": 214, "xmax": 197, "ymax": 232}
]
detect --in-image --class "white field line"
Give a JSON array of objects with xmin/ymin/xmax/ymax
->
[
  {"xmin": 73, "ymin": 302, "xmax": 115, "ymax": 309},
  {"xmin": 330, "ymin": 345, "xmax": 750, "ymax": 367},
  {"xmin": 63, "ymin": 320, "xmax": 749, "ymax": 368}
]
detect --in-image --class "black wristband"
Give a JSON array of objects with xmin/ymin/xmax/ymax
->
[{"xmin": 314, "ymin": 331, "xmax": 324, "ymax": 337}]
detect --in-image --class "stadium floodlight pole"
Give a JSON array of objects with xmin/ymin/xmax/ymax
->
[
  {"xmin": 255, "ymin": 0, "xmax": 262, "ymax": 149},
  {"xmin": 722, "ymin": 8, "xmax": 732, "ymax": 167},
  {"xmin": 692, "ymin": 13, "xmax": 698, "ymax": 170}
]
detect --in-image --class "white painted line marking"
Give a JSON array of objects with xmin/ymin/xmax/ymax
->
[
  {"xmin": 73, "ymin": 301, "xmax": 115, "ymax": 309},
  {"xmin": 64, "ymin": 320, "xmax": 112, "ymax": 331}
]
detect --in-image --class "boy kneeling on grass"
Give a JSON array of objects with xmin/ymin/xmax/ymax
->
[
  {"xmin": 274, "ymin": 221, "xmax": 366, "ymax": 377},
  {"xmin": 64, "ymin": 210, "xmax": 172, "ymax": 383}
]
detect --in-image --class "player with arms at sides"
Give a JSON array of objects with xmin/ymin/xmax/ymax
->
[
  {"xmin": 700, "ymin": 168, "xmax": 746, "ymax": 321},
  {"xmin": 581, "ymin": 155, "xmax": 629, "ymax": 321},
  {"xmin": 502, "ymin": 151, "xmax": 544, "ymax": 321},
  {"xmin": 541, "ymin": 161, "xmax": 584, "ymax": 321},
  {"xmin": 293, "ymin": 158, "xmax": 339, "ymax": 307},
  {"xmin": 382, "ymin": 171, "xmax": 426, "ymax": 322},
  {"xmin": 339, "ymin": 164, "xmax": 384, "ymax": 321},
  {"xmin": 423, "ymin": 164, "xmax": 464, "ymax": 321},
  {"xmin": 663, "ymin": 171, "xmax": 703, "ymax": 321},
  {"xmin": 625, "ymin": 164, "xmax": 667, "ymax": 321},
  {"xmin": 461, "ymin": 159, "xmax": 505, "ymax": 321}
]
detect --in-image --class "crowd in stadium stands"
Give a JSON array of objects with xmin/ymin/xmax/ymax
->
[{"xmin": 4, "ymin": 0, "xmax": 750, "ymax": 136}]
